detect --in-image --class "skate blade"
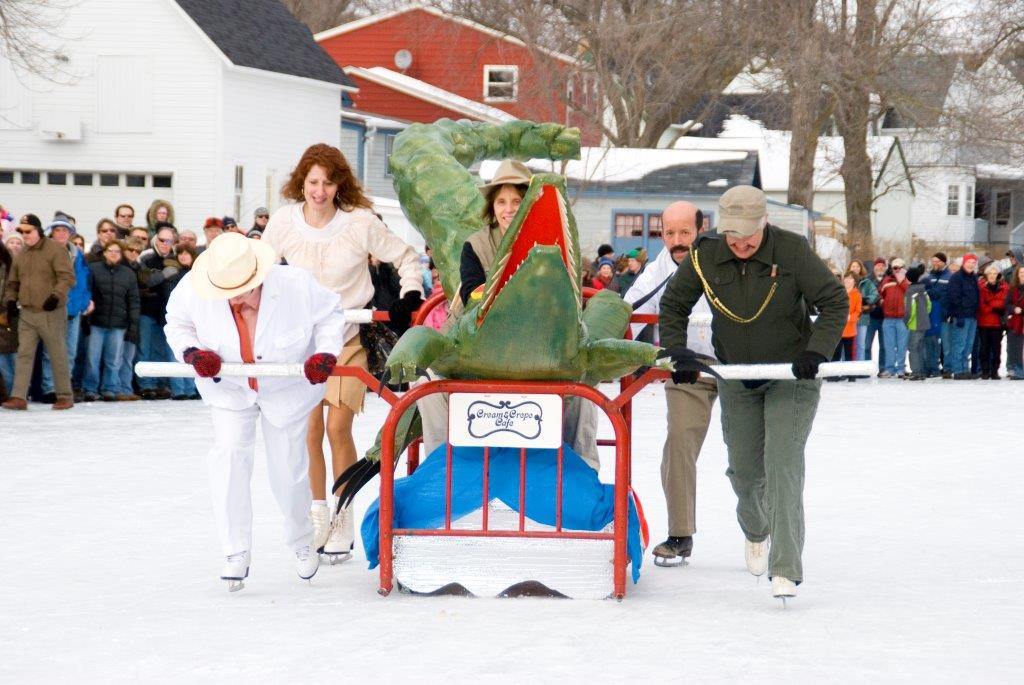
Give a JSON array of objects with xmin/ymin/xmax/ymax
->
[
  {"xmin": 226, "ymin": 579, "xmax": 245, "ymax": 592},
  {"xmin": 653, "ymin": 556, "xmax": 688, "ymax": 567},
  {"xmin": 323, "ymin": 551, "xmax": 353, "ymax": 566}
]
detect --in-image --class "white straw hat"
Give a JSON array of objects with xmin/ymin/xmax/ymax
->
[{"xmin": 190, "ymin": 232, "xmax": 277, "ymax": 299}]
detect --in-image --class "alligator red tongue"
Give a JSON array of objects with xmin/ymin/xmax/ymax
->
[{"xmin": 492, "ymin": 184, "xmax": 568, "ymax": 297}]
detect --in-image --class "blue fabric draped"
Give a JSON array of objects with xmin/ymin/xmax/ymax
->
[{"xmin": 361, "ymin": 442, "xmax": 644, "ymax": 583}]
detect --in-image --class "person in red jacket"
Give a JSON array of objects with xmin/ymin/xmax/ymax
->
[
  {"xmin": 878, "ymin": 258, "xmax": 910, "ymax": 377},
  {"xmin": 1006, "ymin": 265, "xmax": 1024, "ymax": 380},
  {"xmin": 977, "ymin": 262, "xmax": 1009, "ymax": 379}
]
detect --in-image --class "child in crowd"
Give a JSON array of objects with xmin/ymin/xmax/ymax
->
[
  {"xmin": 832, "ymin": 273, "xmax": 861, "ymax": 381},
  {"xmin": 904, "ymin": 265, "xmax": 931, "ymax": 381}
]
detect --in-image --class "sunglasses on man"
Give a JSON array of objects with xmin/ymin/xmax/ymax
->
[{"xmin": 16, "ymin": 228, "xmax": 35, "ymax": 235}]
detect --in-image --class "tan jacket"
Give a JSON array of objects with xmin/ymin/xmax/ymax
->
[
  {"xmin": 447, "ymin": 225, "xmax": 502, "ymax": 322},
  {"xmin": 7, "ymin": 237, "xmax": 76, "ymax": 310}
]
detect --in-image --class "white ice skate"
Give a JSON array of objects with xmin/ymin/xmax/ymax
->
[
  {"xmin": 310, "ymin": 502, "xmax": 331, "ymax": 553},
  {"xmin": 221, "ymin": 551, "xmax": 250, "ymax": 592},
  {"xmin": 745, "ymin": 538, "xmax": 768, "ymax": 577},
  {"xmin": 296, "ymin": 544, "xmax": 320, "ymax": 581},
  {"xmin": 323, "ymin": 502, "xmax": 354, "ymax": 565},
  {"xmin": 771, "ymin": 576, "xmax": 797, "ymax": 605}
]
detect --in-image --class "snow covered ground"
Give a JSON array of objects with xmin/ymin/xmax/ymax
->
[{"xmin": 2, "ymin": 378, "xmax": 1022, "ymax": 682}]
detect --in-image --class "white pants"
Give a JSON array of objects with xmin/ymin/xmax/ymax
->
[{"xmin": 208, "ymin": 404, "xmax": 314, "ymax": 556}]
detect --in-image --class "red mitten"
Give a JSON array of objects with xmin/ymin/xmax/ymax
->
[
  {"xmin": 183, "ymin": 347, "xmax": 222, "ymax": 378},
  {"xmin": 304, "ymin": 352, "xmax": 337, "ymax": 384}
]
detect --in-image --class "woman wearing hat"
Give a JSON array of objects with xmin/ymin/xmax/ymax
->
[
  {"xmin": 164, "ymin": 232, "xmax": 346, "ymax": 590},
  {"xmin": 263, "ymin": 143, "xmax": 424, "ymax": 560}
]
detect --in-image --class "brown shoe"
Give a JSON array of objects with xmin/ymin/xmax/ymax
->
[
  {"xmin": 52, "ymin": 397, "xmax": 74, "ymax": 410},
  {"xmin": 115, "ymin": 394, "xmax": 141, "ymax": 401},
  {"xmin": 2, "ymin": 397, "xmax": 28, "ymax": 410}
]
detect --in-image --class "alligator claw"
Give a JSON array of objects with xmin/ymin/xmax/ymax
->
[{"xmin": 332, "ymin": 458, "xmax": 381, "ymax": 511}]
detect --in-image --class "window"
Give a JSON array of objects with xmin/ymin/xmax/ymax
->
[
  {"xmin": 73, "ymin": 173, "xmax": 93, "ymax": 186},
  {"xmin": 946, "ymin": 184, "xmax": 959, "ymax": 216},
  {"xmin": 648, "ymin": 214, "xmax": 663, "ymax": 239},
  {"xmin": 126, "ymin": 174, "xmax": 145, "ymax": 187},
  {"xmin": 21, "ymin": 171, "xmax": 40, "ymax": 184},
  {"xmin": 384, "ymin": 134, "xmax": 396, "ymax": 177},
  {"xmin": 483, "ymin": 65, "xmax": 518, "ymax": 102},
  {"xmin": 964, "ymin": 184, "xmax": 974, "ymax": 218},
  {"xmin": 152, "ymin": 174, "xmax": 172, "ymax": 188},
  {"xmin": 100, "ymin": 174, "xmax": 119, "ymax": 187},
  {"xmin": 614, "ymin": 213, "xmax": 645, "ymax": 237},
  {"xmin": 233, "ymin": 165, "xmax": 244, "ymax": 219},
  {"xmin": 48, "ymin": 172, "xmax": 67, "ymax": 185},
  {"xmin": 0, "ymin": 171, "xmax": 13, "ymax": 183},
  {"xmin": 995, "ymin": 191, "xmax": 1012, "ymax": 226}
]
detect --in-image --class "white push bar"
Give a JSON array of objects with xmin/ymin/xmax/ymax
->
[
  {"xmin": 344, "ymin": 309, "xmax": 376, "ymax": 324},
  {"xmin": 136, "ymin": 359, "xmax": 876, "ymax": 380}
]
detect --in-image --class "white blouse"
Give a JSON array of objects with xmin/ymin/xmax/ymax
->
[{"xmin": 263, "ymin": 203, "xmax": 423, "ymax": 341}]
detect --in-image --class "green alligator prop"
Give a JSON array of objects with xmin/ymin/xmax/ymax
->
[{"xmin": 334, "ymin": 119, "xmax": 707, "ymax": 506}]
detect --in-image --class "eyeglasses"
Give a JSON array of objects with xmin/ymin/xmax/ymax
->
[
  {"xmin": 99, "ymin": 228, "xmax": 116, "ymax": 234},
  {"xmin": 894, "ymin": 266, "xmax": 906, "ymax": 271},
  {"xmin": 124, "ymin": 248, "xmax": 139, "ymax": 253},
  {"xmin": 16, "ymin": 228, "xmax": 35, "ymax": 235},
  {"xmin": 105, "ymin": 248, "xmax": 122, "ymax": 254},
  {"xmin": 117, "ymin": 213, "xmax": 134, "ymax": 219},
  {"xmin": 158, "ymin": 238, "xmax": 174, "ymax": 244},
  {"xmin": 256, "ymin": 214, "xmax": 269, "ymax": 219}
]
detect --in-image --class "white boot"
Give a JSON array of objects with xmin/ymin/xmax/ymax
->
[
  {"xmin": 310, "ymin": 502, "xmax": 331, "ymax": 553},
  {"xmin": 221, "ymin": 551, "xmax": 250, "ymax": 592},
  {"xmin": 323, "ymin": 501, "xmax": 354, "ymax": 564},
  {"xmin": 771, "ymin": 576, "xmax": 797, "ymax": 599},
  {"xmin": 295, "ymin": 544, "xmax": 320, "ymax": 581},
  {"xmin": 745, "ymin": 538, "xmax": 769, "ymax": 577}
]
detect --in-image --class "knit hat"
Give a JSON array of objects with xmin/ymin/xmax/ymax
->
[
  {"xmin": 932, "ymin": 252, "xmax": 947, "ymax": 264},
  {"xmin": 46, "ymin": 219, "xmax": 76, "ymax": 236},
  {"xmin": 254, "ymin": 206, "xmax": 269, "ymax": 218},
  {"xmin": 907, "ymin": 264, "xmax": 925, "ymax": 284},
  {"xmin": 597, "ymin": 257, "xmax": 615, "ymax": 269},
  {"xmin": 246, "ymin": 228, "xmax": 263, "ymax": 239},
  {"xmin": 222, "ymin": 216, "xmax": 238, "ymax": 229},
  {"xmin": 597, "ymin": 244, "xmax": 614, "ymax": 258},
  {"xmin": 962, "ymin": 253, "xmax": 978, "ymax": 263},
  {"xmin": 873, "ymin": 257, "xmax": 886, "ymax": 267}
]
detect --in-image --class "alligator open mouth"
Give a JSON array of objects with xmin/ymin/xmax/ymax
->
[{"xmin": 478, "ymin": 174, "xmax": 581, "ymax": 323}]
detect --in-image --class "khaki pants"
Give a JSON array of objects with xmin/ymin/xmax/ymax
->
[
  {"xmin": 12, "ymin": 308, "xmax": 70, "ymax": 400},
  {"xmin": 717, "ymin": 379, "xmax": 821, "ymax": 582},
  {"xmin": 661, "ymin": 378, "xmax": 718, "ymax": 536}
]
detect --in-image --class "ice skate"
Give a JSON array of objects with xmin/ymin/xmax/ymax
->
[
  {"xmin": 221, "ymin": 551, "xmax": 250, "ymax": 592},
  {"xmin": 310, "ymin": 502, "xmax": 331, "ymax": 553},
  {"xmin": 296, "ymin": 544, "xmax": 320, "ymax": 581},
  {"xmin": 323, "ymin": 502, "xmax": 354, "ymax": 565},
  {"xmin": 745, "ymin": 538, "xmax": 768, "ymax": 576},
  {"xmin": 771, "ymin": 576, "xmax": 797, "ymax": 606},
  {"xmin": 652, "ymin": 535, "xmax": 692, "ymax": 567}
]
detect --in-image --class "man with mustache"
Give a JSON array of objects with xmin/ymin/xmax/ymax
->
[{"xmin": 623, "ymin": 201, "xmax": 717, "ymax": 567}]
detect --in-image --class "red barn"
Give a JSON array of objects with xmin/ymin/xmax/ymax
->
[{"xmin": 316, "ymin": 5, "xmax": 601, "ymax": 143}]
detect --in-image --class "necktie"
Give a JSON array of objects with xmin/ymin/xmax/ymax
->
[{"xmin": 230, "ymin": 303, "xmax": 258, "ymax": 392}]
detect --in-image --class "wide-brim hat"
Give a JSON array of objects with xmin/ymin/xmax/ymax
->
[
  {"xmin": 479, "ymin": 159, "xmax": 532, "ymax": 192},
  {"xmin": 191, "ymin": 232, "xmax": 277, "ymax": 299}
]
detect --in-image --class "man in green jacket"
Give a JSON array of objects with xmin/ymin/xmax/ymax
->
[
  {"xmin": 659, "ymin": 186, "xmax": 847, "ymax": 601},
  {"xmin": 2, "ymin": 214, "xmax": 77, "ymax": 410}
]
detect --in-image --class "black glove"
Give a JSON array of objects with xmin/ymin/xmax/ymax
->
[
  {"xmin": 387, "ymin": 291, "xmax": 424, "ymax": 330},
  {"xmin": 5, "ymin": 300, "xmax": 17, "ymax": 321},
  {"xmin": 792, "ymin": 351, "xmax": 829, "ymax": 380},
  {"xmin": 42, "ymin": 295, "xmax": 60, "ymax": 312},
  {"xmin": 656, "ymin": 346, "xmax": 719, "ymax": 384},
  {"xmin": 125, "ymin": 324, "xmax": 139, "ymax": 345}
]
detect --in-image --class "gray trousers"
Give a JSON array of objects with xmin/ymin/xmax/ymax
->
[
  {"xmin": 12, "ymin": 308, "xmax": 71, "ymax": 400},
  {"xmin": 717, "ymin": 378, "xmax": 821, "ymax": 582},
  {"xmin": 418, "ymin": 377, "xmax": 600, "ymax": 470},
  {"xmin": 908, "ymin": 330, "xmax": 927, "ymax": 375},
  {"xmin": 662, "ymin": 378, "xmax": 718, "ymax": 537}
]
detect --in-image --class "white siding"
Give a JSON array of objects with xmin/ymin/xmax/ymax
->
[
  {"xmin": 95, "ymin": 55, "xmax": 154, "ymax": 133},
  {"xmin": 908, "ymin": 167, "xmax": 977, "ymax": 244},
  {"xmin": 362, "ymin": 130, "xmax": 399, "ymax": 199},
  {"xmin": 220, "ymin": 67, "xmax": 341, "ymax": 226},
  {"xmin": 0, "ymin": 0, "xmax": 221, "ymax": 242},
  {"xmin": 339, "ymin": 125, "xmax": 361, "ymax": 172},
  {"xmin": 0, "ymin": 60, "xmax": 33, "ymax": 130}
]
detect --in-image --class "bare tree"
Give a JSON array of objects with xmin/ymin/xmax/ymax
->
[
  {"xmin": 446, "ymin": 0, "xmax": 767, "ymax": 148},
  {"xmin": 280, "ymin": 0, "xmax": 364, "ymax": 34},
  {"xmin": 0, "ymin": 0, "xmax": 74, "ymax": 82}
]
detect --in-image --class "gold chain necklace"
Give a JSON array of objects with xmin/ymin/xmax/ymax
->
[{"xmin": 691, "ymin": 246, "xmax": 778, "ymax": 325}]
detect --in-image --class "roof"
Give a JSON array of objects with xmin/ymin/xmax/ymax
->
[
  {"xmin": 172, "ymin": 0, "xmax": 356, "ymax": 88},
  {"xmin": 679, "ymin": 93, "xmax": 792, "ymax": 138},
  {"xmin": 879, "ymin": 54, "xmax": 961, "ymax": 129},
  {"xmin": 315, "ymin": 4, "xmax": 578, "ymax": 66},
  {"xmin": 341, "ymin": 110, "xmax": 413, "ymax": 131},
  {"xmin": 344, "ymin": 66, "xmax": 517, "ymax": 123},
  {"xmin": 479, "ymin": 148, "xmax": 761, "ymax": 196}
]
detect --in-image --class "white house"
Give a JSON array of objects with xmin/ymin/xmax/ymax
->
[{"xmin": 0, "ymin": 0, "xmax": 355, "ymax": 242}]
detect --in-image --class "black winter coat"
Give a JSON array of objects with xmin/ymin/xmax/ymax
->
[
  {"xmin": 137, "ymin": 249, "xmax": 179, "ymax": 322},
  {"xmin": 88, "ymin": 261, "xmax": 140, "ymax": 330},
  {"xmin": 946, "ymin": 269, "xmax": 980, "ymax": 321}
]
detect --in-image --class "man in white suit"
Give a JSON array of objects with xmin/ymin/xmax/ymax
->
[{"xmin": 165, "ymin": 233, "xmax": 345, "ymax": 591}]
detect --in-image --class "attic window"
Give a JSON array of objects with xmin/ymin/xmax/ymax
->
[{"xmin": 484, "ymin": 65, "xmax": 518, "ymax": 102}]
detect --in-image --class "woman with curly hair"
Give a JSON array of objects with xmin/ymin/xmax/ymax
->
[{"xmin": 263, "ymin": 143, "xmax": 423, "ymax": 562}]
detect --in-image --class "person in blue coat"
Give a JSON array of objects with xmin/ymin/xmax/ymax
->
[
  {"xmin": 922, "ymin": 252, "xmax": 951, "ymax": 377},
  {"xmin": 945, "ymin": 254, "xmax": 980, "ymax": 378},
  {"xmin": 40, "ymin": 219, "xmax": 92, "ymax": 402}
]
